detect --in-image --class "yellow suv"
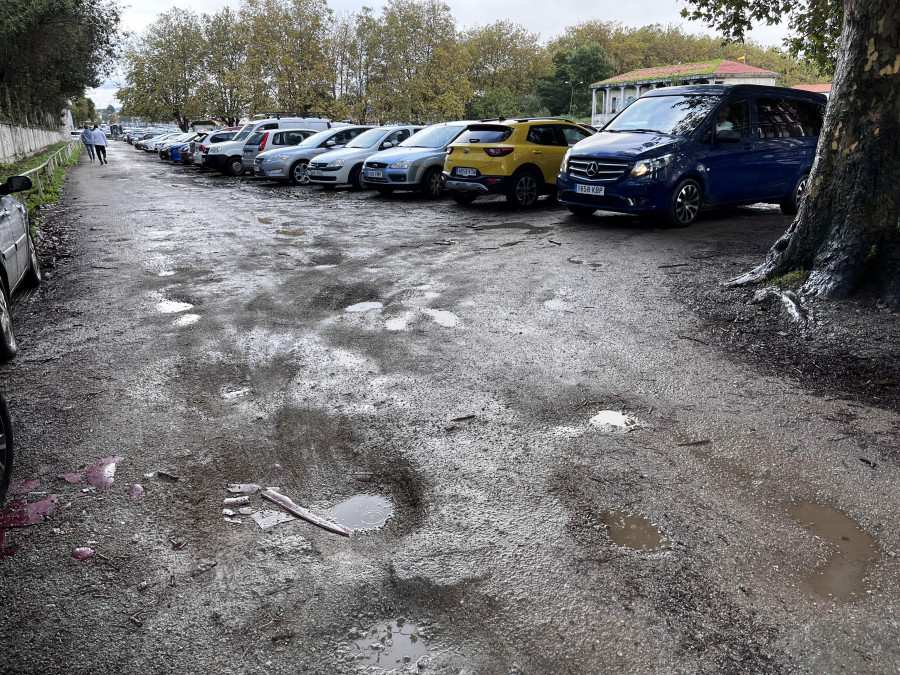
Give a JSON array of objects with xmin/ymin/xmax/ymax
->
[{"xmin": 442, "ymin": 118, "xmax": 593, "ymax": 208}]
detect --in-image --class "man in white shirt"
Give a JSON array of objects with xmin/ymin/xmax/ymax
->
[{"xmin": 92, "ymin": 126, "xmax": 108, "ymax": 164}]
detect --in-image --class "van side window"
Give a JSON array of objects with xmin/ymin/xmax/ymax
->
[
  {"xmin": 714, "ymin": 99, "xmax": 750, "ymax": 137},
  {"xmin": 261, "ymin": 123, "xmax": 278, "ymax": 130},
  {"xmin": 757, "ymin": 99, "xmax": 823, "ymax": 138}
]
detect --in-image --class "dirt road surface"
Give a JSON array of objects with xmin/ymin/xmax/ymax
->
[{"xmin": 0, "ymin": 143, "xmax": 898, "ymax": 674}]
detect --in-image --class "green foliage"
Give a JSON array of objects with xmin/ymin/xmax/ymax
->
[
  {"xmin": 71, "ymin": 97, "xmax": 97, "ymax": 126},
  {"xmin": 0, "ymin": 0, "xmax": 123, "ymax": 124},
  {"xmin": 769, "ymin": 268, "xmax": 809, "ymax": 288},
  {"xmin": 866, "ymin": 245, "xmax": 879, "ymax": 262},
  {"xmin": 680, "ymin": 0, "xmax": 841, "ymax": 75},
  {"xmin": 0, "ymin": 142, "xmax": 82, "ymax": 228},
  {"xmin": 538, "ymin": 43, "xmax": 615, "ymax": 116}
]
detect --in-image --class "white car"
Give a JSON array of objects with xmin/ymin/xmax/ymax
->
[{"xmin": 307, "ymin": 125, "xmax": 423, "ymax": 189}]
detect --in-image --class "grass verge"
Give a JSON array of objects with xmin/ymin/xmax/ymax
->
[{"xmin": 0, "ymin": 141, "xmax": 83, "ymax": 229}]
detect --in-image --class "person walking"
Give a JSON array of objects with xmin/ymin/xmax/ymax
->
[
  {"xmin": 80, "ymin": 126, "xmax": 95, "ymax": 162},
  {"xmin": 92, "ymin": 125, "xmax": 108, "ymax": 164}
]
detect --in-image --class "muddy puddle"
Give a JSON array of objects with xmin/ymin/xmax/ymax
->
[
  {"xmin": 331, "ymin": 495, "xmax": 393, "ymax": 530},
  {"xmin": 257, "ymin": 216, "xmax": 273, "ymax": 224},
  {"xmin": 787, "ymin": 500, "xmax": 880, "ymax": 602},
  {"xmin": 469, "ymin": 222, "xmax": 555, "ymax": 235},
  {"xmin": 345, "ymin": 301, "xmax": 383, "ymax": 313},
  {"xmin": 156, "ymin": 300, "xmax": 193, "ymax": 314},
  {"xmin": 600, "ymin": 510, "xmax": 669, "ymax": 551},
  {"xmin": 567, "ymin": 257, "xmax": 603, "ymax": 268},
  {"xmin": 275, "ymin": 229, "xmax": 306, "ymax": 237},
  {"xmin": 352, "ymin": 618, "xmax": 426, "ymax": 667},
  {"xmin": 589, "ymin": 410, "xmax": 639, "ymax": 431}
]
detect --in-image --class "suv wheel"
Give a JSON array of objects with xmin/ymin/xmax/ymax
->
[
  {"xmin": 226, "ymin": 156, "xmax": 244, "ymax": 176},
  {"xmin": 666, "ymin": 178, "xmax": 702, "ymax": 227},
  {"xmin": 420, "ymin": 167, "xmax": 443, "ymax": 199},
  {"xmin": 507, "ymin": 170, "xmax": 540, "ymax": 208},
  {"xmin": 290, "ymin": 160, "xmax": 310, "ymax": 185}
]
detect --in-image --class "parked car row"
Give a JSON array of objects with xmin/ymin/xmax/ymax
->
[{"xmin": 126, "ymin": 84, "xmax": 827, "ymax": 224}]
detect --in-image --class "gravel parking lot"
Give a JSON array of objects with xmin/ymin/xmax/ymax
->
[{"xmin": 0, "ymin": 143, "xmax": 898, "ymax": 674}]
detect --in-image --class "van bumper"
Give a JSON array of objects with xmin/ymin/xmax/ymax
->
[{"xmin": 556, "ymin": 173, "xmax": 670, "ymax": 214}]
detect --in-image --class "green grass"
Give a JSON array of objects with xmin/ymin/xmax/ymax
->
[
  {"xmin": 769, "ymin": 268, "xmax": 809, "ymax": 289},
  {"xmin": 1, "ymin": 142, "xmax": 83, "ymax": 230}
]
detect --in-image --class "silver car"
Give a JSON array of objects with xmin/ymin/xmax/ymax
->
[
  {"xmin": 241, "ymin": 128, "xmax": 316, "ymax": 172},
  {"xmin": 254, "ymin": 126, "xmax": 372, "ymax": 184},
  {"xmin": 361, "ymin": 121, "xmax": 470, "ymax": 197}
]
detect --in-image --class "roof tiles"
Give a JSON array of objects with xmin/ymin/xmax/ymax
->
[{"xmin": 593, "ymin": 59, "xmax": 776, "ymax": 87}]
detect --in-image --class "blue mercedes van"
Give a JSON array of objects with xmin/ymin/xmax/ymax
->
[{"xmin": 557, "ymin": 85, "xmax": 827, "ymax": 225}]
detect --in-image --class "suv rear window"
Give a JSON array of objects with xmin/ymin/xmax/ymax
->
[{"xmin": 458, "ymin": 125, "xmax": 512, "ymax": 143}]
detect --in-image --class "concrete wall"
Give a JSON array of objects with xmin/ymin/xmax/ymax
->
[{"xmin": 0, "ymin": 123, "xmax": 68, "ymax": 164}]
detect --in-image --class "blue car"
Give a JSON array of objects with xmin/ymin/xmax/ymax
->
[
  {"xmin": 557, "ymin": 84, "xmax": 827, "ymax": 226},
  {"xmin": 171, "ymin": 143, "xmax": 190, "ymax": 163}
]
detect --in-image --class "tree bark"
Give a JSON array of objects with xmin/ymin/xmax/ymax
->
[{"xmin": 729, "ymin": 0, "xmax": 900, "ymax": 308}]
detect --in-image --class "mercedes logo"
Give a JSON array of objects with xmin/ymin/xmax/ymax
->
[{"xmin": 585, "ymin": 162, "xmax": 599, "ymax": 178}]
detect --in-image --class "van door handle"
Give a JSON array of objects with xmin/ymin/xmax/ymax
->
[{"xmin": 743, "ymin": 143, "xmax": 754, "ymax": 150}]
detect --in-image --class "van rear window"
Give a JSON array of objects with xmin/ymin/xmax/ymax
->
[{"xmin": 458, "ymin": 125, "xmax": 512, "ymax": 143}]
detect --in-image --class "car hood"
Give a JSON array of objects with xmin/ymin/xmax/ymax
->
[
  {"xmin": 572, "ymin": 131, "xmax": 682, "ymax": 160},
  {"xmin": 313, "ymin": 146, "xmax": 379, "ymax": 162},
  {"xmin": 369, "ymin": 146, "xmax": 442, "ymax": 163}
]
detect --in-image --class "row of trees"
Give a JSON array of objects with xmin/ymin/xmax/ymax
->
[
  {"xmin": 0, "ymin": 0, "xmax": 122, "ymax": 125},
  {"xmin": 118, "ymin": 0, "xmax": 827, "ymax": 129}
]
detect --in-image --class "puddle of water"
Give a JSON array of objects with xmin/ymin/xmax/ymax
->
[
  {"xmin": 500, "ymin": 241, "xmax": 524, "ymax": 247},
  {"xmin": 589, "ymin": 410, "xmax": 639, "ymax": 430},
  {"xmin": 157, "ymin": 270, "xmax": 176, "ymax": 277},
  {"xmin": 314, "ymin": 264, "xmax": 338, "ymax": 269},
  {"xmin": 258, "ymin": 217, "xmax": 273, "ymax": 224},
  {"xmin": 352, "ymin": 618, "xmax": 427, "ymax": 667},
  {"xmin": 473, "ymin": 222, "xmax": 555, "ymax": 235},
  {"xmin": 543, "ymin": 299, "xmax": 571, "ymax": 311},
  {"xmin": 174, "ymin": 314, "xmax": 200, "ymax": 327},
  {"xmin": 156, "ymin": 300, "xmax": 193, "ymax": 314},
  {"xmin": 221, "ymin": 386, "xmax": 252, "ymax": 400},
  {"xmin": 600, "ymin": 510, "xmax": 669, "ymax": 551},
  {"xmin": 423, "ymin": 291, "xmax": 440, "ymax": 299},
  {"xmin": 385, "ymin": 316, "xmax": 409, "ymax": 331},
  {"xmin": 787, "ymin": 500, "xmax": 880, "ymax": 602},
  {"xmin": 276, "ymin": 229, "xmax": 306, "ymax": 237},
  {"xmin": 331, "ymin": 495, "xmax": 393, "ymax": 530},
  {"xmin": 423, "ymin": 309, "xmax": 459, "ymax": 327},
  {"xmin": 345, "ymin": 301, "xmax": 383, "ymax": 313}
]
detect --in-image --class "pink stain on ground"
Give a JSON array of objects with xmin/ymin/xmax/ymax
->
[
  {"xmin": 0, "ymin": 495, "xmax": 60, "ymax": 528},
  {"xmin": 71, "ymin": 547, "xmax": 95, "ymax": 561},
  {"xmin": 9, "ymin": 478, "xmax": 40, "ymax": 495},
  {"xmin": 85, "ymin": 456, "xmax": 124, "ymax": 491},
  {"xmin": 57, "ymin": 472, "xmax": 83, "ymax": 484},
  {"xmin": 128, "ymin": 484, "xmax": 144, "ymax": 502},
  {"xmin": 0, "ymin": 530, "xmax": 21, "ymax": 558}
]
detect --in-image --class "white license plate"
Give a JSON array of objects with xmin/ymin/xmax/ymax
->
[
  {"xmin": 308, "ymin": 169, "xmax": 323, "ymax": 176},
  {"xmin": 366, "ymin": 170, "xmax": 383, "ymax": 178},
  {"xmin": 456, "ymin": 167, "xmax": 477, "ymax": 177},
  {"xmin": 576, "ymin": 184, "xmax": 605, "ymax": 196}
]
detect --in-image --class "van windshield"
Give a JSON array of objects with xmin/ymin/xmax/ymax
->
[
  {"xmin": 605, "ymin": 95, "xmax": 721, "ymax": 136},
  {"xmin": 232, "ymin": 124, "xmax": 255, "ymax": 142}
]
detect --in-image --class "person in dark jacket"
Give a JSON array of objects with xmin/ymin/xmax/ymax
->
[{"xmin": 80, "ymin": 127, "xmax": 95, "ymax": 162}]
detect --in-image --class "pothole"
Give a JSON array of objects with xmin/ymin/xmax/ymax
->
[
  {"xmin": 589, "ymin": 410, "xmax": 639, "ymax": 431},
  {"xmin": 351, "ymin": 618, "xmax": 427, "ymax": 667},
  {"xmin": 345, "ymin": 301, "xmax": 383, "ymax": 313},
  {"xmin": 600, "ymin": 510, "xmax": 669, "ymax": 551},
  {"xmin": 787, "ymin": 500, "xmax": 880, "ymax": 602},
  {"xmin": 331, "ymin": 495, "xmax": 393, "ymax": 530}
]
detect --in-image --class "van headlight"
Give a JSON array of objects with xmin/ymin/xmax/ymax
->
[
  {"xmin": 629, "ymin": 153, "xmax": 674, "ymax": 178},
  {"xmin": 327, "ymin": 159, "xmax": 344, "ymax": 168},
  {"xmin": 390, "ymin": 160, "xmax": 411, "ymax": 169},
  {"xmin": 560, "ymin": 149, "xmax": 571, "ymax": 172}
]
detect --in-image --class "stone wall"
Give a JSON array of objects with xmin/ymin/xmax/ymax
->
[{"xmin": 0, "ymin": 123, "xmax": 68, "ymax": 164}]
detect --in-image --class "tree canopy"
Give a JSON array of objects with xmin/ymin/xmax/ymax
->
[{"xmin": 0, "ymin": 0, "xmax": 122, "ymax": 125}]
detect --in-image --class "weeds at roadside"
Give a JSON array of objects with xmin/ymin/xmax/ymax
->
[{"xmin": 768, "ymin": 268, "xmax": 808, "ymax": 289}]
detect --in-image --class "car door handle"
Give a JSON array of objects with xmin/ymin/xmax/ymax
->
[
  {"xmin": 532, "ymin": 150, "xmax": 543, "ymax": 155},
  {"xmin": 743, "ymin": 143, "xmax": 754, "ymax": 150}
]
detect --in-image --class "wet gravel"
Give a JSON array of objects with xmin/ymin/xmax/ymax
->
[{"xmin": 0, "ymin": 145, "xmax": 898, "ymax": 674}]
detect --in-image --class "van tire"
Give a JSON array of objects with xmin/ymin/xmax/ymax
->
[
  {"xmin": 506, "ymin": 170, "xmax": 541, "ymax": 209},
  {"xmin": 666, "ymin": 178, "xmax": 702, "ymax": 227},
  {"xmin": 780, "ymin": 174, "xmax": 808, "ymax": 215},
  {"xmin": 226, "ymin": 156, "xmax": 244, "ymax": 176}
]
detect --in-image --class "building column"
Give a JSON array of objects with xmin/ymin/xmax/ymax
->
[
  {"xmin": 635, "ymin": 84, "xmax": 642, "ymax": 99},
  {"xmin": 591, "ymin": 89, "xmax": 598, "ymax": 118},
  {"xmin": 619, "ymin": 86, "xmax": 626, "ymax": 110},
  {"xmin": 604, "ymin": 88, "xmax": 611, "ymax": 115}
]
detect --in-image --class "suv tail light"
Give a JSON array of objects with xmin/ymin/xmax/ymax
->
[
  {"xmin": 258, "ymin": 132, "xmax": 269, "ymax": 152},
  {"xmin": 484, "ymin": 147, "xmax": 514, "ymax": 157}
]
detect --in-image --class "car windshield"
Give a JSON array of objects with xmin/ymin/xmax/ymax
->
[
  {"xmin": 232, "ymin": 124, "xmax": 255, "ymax": 142},
  {"xmin": 400, "ymin": 124, "xmax": 465, "ymax": 148},
  {"xmin": 605, "ymin": 95, "xmax": 721, "ymax": 135},
  {"xmin": 346, "ymin": 128, "xmax": 390, "ymax": 148},
  {"xmin": 246, "ymin": 132, "xmax": 265, "ymax": 145},
  {"xmin": 296, "ymin": 129, "xmax": 338, "ymax": 148}
]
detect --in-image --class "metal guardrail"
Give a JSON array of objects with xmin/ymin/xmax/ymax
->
[{"xmin": 19, "ymin": 140, "xmax": 81, "ymax": 199}]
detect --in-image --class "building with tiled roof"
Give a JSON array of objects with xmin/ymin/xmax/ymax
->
[
  {"xmin": 793, "ymin": 83, "xmax": 832, "ymax": 97},
  {"xmin": 590, "ymin": 59, "xmax": 779, "ymax": 125}
]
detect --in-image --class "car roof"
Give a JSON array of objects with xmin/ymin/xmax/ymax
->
[
  {"xmin": 472, "ymin": 117, "xmax": 578, "ymax": 126},
  {"xmin": 643, "ymin": 84, "xmax": 827, "ymax": 102}
]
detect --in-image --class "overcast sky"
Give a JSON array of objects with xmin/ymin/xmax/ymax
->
[{"xmin": 89, "ymin": 0, "xmax": 791, "ymax": 109}]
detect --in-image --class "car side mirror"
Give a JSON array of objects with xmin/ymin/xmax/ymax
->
[
  {"xmin": 716, "ymin": 129, "xmax": 741, "ymax": 144},
  {"xmin": 0, "ymin": 176, "xmax": 33, "ymax": 195},
  {"xmin": 380, "ymin": 141, "xmax": 393, "ymax": 149},
  {"xmin": 325, "ymin": 140, "xmax": 336, "ymax": 146}
]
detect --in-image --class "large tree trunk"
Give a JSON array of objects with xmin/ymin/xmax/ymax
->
[{"xmin": 730, "ymin": 0, "xmax": 900, "ymax": 308}]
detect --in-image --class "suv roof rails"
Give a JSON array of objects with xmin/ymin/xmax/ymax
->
[{"xmin": 475, "ymin": 116, "xmax": 577, "ymax": 124}]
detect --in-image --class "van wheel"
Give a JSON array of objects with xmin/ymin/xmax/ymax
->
[
  {"xmin": 289, "ymin": 160, "xmax": 310, "ymax": 185},
  {"xmin": 451, "ymin": 191, "xmax": 477, "ymax": 205},
  {"xmin": 420, "ymin": 167, "xmax": 443, "ymax": 198},
  {"xmin": 666, "ymin": 178, "xmax": 702, "ymax": 227},
  {"xmin": 226, "ymin": 156, "xmax": 244, "ymax": 176},
  {"xmin": 568, "ymin": 205, "xmax": 596, "ymax": 217},
  {"xmin": 780, "ymin": 174, "xmax": 808, "ymax": 215},
  {"xmin": 507, "ymin": 170, "xmax": 540, "ymax": 208}
]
